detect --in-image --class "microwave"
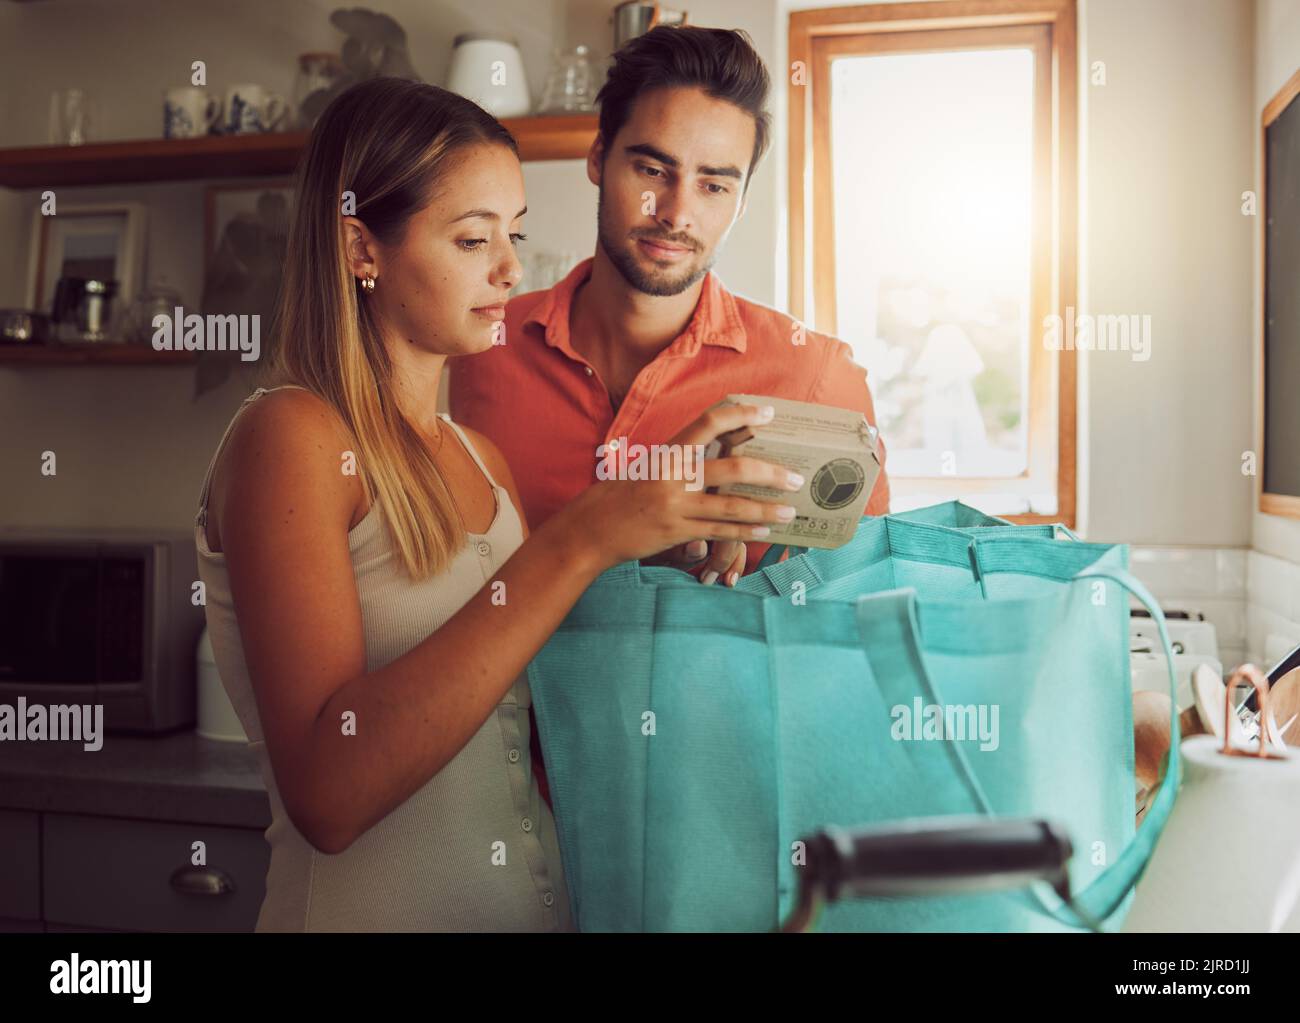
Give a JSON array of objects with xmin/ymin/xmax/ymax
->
[{"xmin": 0, "ymin": 530, "xmax": 205, "ymax": 733}]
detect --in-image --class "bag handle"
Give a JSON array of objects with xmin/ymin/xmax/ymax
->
[
  {"xmin": 1056, "ymin": 564, "xmax": 1181, "ymax": 927},
  {"xmin": 853, "ymin": 569, "xmax": 1181, "ymax": 930},
  {"xmin": 889, "ymin": 501, "xmax": 1009, "ymax": 528},
  {"xmin": 754, "ymin": 517, "xmax": 1077, "ymax": 588},
  {"xmin": 752, "ymin": 519, "xmax": 993, "ymax": 596},
  {"xmin": 853, "ymin": 589, "xmax": 996, "ymax": 815},
  {"xmin": 755, "ymin": 542, "xmax": 806, "ymax": 572}
]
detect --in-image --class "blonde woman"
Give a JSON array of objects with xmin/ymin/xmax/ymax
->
[{"xmin": 193, "ymin": 77, "xmax": 799, "ymax": 932}]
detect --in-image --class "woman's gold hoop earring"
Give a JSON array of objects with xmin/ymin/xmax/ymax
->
[{"xmin": 361, "ymin": 272, "xmax": 376, "ymax": 293}]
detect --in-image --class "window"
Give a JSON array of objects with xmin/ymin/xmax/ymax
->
[{"xmin": 790, "ymin": 1, "xmax": 1077, "ymax": 525}]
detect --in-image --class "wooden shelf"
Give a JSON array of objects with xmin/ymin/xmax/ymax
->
[
  {"xmin": 0, "ymin": 343, "xmax": 198, "ymax": 364},
  {"xmin": 0, "ymin": 114, "xmax": 598, "ymax": 188}
]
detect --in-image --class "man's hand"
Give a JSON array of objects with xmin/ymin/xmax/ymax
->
[{"xmin": 640, "ymin": 539, "xmax": 748, "ymax": 587}]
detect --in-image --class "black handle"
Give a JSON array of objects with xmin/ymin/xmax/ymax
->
[
  {"xmin": 791, "ymin": 816, "xmax": 1073, "ymax": 924},
  {"xmin": 1269, "ymin": 642, "xmax": 1300, "ymax": 685},
  {"xmin": 1238, "ymin": 641, "xmax": 1300, "ymax": 714}
]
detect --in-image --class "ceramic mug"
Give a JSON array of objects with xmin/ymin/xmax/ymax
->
[
  {"xmin": 164, "ymin": 86, "xmax": 220, "ymax": 139},
  {"xmin": 223, "ymin": 84, "xmax": 288, "ymax": 134}
]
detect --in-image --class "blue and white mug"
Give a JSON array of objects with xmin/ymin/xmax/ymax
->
[
  {"xmin": 222, "ymin": 84, "xmax": 287, "ymax": 134},
  {"xmin": 164, "ymin": 86, "xmax": 220, "ymax": 139}
]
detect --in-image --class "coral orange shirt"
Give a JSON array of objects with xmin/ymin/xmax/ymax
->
[
  {"xmin": 450, "ymin": 257, "xmax": 891, "ymax": 569},
  {"xmin": 451, "ymin": 257, "xmax": 890, "ymax": 811}
]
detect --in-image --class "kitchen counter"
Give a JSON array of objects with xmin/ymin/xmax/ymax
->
[{"xmin": 0, "ymin": 729, "xmax": 270, "ymax": 829}]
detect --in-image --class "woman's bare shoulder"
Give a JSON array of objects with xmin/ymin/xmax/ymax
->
[
  {"xmin": 238, "ymin": 387, "xmax": 352, "ymax": 444},
  {"xmin": 208, "ymin": 388, "xmax": 363, "ymax": 549}
]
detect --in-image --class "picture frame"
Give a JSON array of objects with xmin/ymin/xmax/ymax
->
[
  {"xmin": 25, "ymin": 201, "xmax": 148, "ymax": 321},
  {"xmin": 203, "ymin": 178, "xmax": 294, "ymax": 274},
  {"xmin": 1259, "ymin": 66, "xmax": 1300, "ymax": 520},
  {"xmin": 197, "ymin": 179, "xmax": 294, "ymax": 396}
]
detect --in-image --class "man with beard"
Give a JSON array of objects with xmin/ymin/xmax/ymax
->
[{"xmin": 451, "ymin": 25, "xmax": 891, "ymax": 587}]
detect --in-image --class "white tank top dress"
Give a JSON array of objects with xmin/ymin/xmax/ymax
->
[{"xmin": 194, "ymin": 384, "xmax": 572, "ymax": 932}]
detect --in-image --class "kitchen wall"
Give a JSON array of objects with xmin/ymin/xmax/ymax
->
[
  {"xmin": 0, "ymin": 0, "xmax": 575, "ymax": 144},
  {"xmin": 0, "ymin": 0, "xmax": 1277, "ymax": 586},
  {"xmin": 1082, "ymin": 0, "xmax": 1256, "ymax": 665},
  {"xmin": 0, "ymin": 0, "xmax": 778, "ymax": 534},
  {"xmin": 1127, "ymin": 545, "xmax": 1247, "ymax": 671},
  {"xmin": 0, "ymin": 0, "xmax": 605, "ymax": 532},
  {"xmin": 1078, "ymin": 0, "xmax": 1255, "ymax": 547}
]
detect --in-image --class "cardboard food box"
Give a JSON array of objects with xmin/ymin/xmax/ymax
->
[{"xmin": 703, "ymin": 394, "xmax": 881, "ymax": 549}]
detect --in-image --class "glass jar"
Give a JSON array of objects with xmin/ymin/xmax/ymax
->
[
  {"xmin": 537, "ymin": 46, "xmax": 595, "ymax": 114},
  {"xmin": 122, "ymin": 281, "xmax": 184, "ymax": 345}
]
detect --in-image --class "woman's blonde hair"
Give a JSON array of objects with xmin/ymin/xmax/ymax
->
[{"xmin": 266, "ymin": 77, "xmax": 517, "ymax": 579}]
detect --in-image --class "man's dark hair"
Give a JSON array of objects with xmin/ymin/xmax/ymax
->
[{"xmin": 595, "ymin": 26, "xmax": 772, "ymax": 187}]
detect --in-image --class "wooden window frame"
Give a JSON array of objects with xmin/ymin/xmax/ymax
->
[
  {"xmin": 1258, "ymin": 66, "xmax": 1300, "ymax": 520},
  {"xmin": 789, "ymin": 0, "xmax": 1078, "ymax": 527}
]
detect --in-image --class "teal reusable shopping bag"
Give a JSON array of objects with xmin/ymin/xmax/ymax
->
[{"xmin": 527, "ymin": 504, "xmax": 1181, "ymax": 932}]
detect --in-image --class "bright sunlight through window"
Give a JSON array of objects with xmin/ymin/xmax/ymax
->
[{"xmin": 831, "ymin": 48, "xmax": 1035, "ymax": 483}]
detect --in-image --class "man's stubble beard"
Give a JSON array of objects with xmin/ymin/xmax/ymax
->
[{"xmin": 595, "ymin": 185, "xmax": 719, "ymax": 298}]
